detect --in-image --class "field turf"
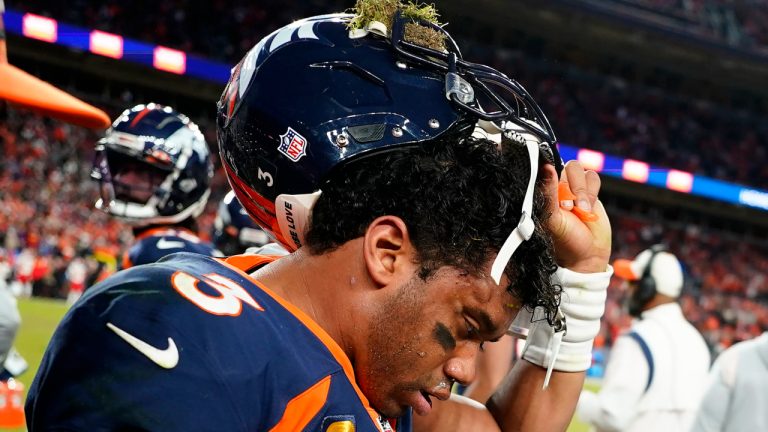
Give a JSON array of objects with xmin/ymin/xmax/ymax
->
[{"xmin": 10, "ymin": 298, "xmax": 69, "ymax": 432}]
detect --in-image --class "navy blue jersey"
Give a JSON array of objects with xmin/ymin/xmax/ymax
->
[
  {"xmin": 26, "ymin": 253, "xmax": 410, "ymax": 431},
  {"xmin": 122, "ymin": 227, "xmax": 220, "ymax": 269}
]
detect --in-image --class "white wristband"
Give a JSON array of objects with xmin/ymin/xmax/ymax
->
[{"xmin": 514, "ymin": 266, "xmax": 612, "ymax": 386}]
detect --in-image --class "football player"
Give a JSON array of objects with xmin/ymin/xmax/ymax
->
[
  {"xmin": 26, "ymin": 10, "xmax": 611, "ymax": 432},
  {"xmin": 90, "ymin": 103, "xmax": 220, "ymax": 268}
]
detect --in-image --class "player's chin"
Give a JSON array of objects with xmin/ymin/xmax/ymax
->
[
  {"xmin": 374, "ymin": 401, "xmax": 410, "ymax": 419},
  {"xmin": 371, "ymin": 394, "xmax": 415, "ymax": 419}
]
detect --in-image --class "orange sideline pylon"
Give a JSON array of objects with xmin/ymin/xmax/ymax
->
[
  {"xmin": 0, "ymin": 3, "xmax": 110, "ymax": 129},
  {"xmin": 0, "ymin": 379, "xmax": 25, "ymax": 429}
]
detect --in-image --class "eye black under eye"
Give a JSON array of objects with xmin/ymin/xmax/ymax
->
[{"xmin": 434, "ymin": 323, "xmax": 457, "ymax": 351}]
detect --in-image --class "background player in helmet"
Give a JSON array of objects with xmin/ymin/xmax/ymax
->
[
  {"xmin": 213, "ymin": 190, "xmax": 287, "ymax": 256},
  {"xmin": 27, "ymin": 5, "xmax": 611, "ymax": 431},
  {"xmin": 91, "ymin": 103, "xmax": 220, "ymax": 268}
]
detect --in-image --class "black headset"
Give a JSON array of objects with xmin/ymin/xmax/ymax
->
[{"xmin": 628, "ymin": 244, "xmax": 667, "ymax": 317}]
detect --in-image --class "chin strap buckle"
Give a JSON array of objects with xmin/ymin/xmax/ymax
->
[{"xmin": 517, "ymin": 211, "xmax": 535, "ymax": 241}]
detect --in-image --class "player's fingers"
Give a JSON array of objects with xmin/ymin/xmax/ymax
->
[
  {"xmin": 557, "ymin": 169, "xmax": 574, "ymax": 210},
  {"xmin": 563, "ymin": 160, "xmax": 590, "ymax": 213},
  {"xmin": 585, "ymin": 170, "xmax": 601, "ymax": 207}
]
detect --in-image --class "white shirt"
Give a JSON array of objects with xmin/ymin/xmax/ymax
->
[
  {"xmin": 577, "ymin": 303, "xmax": 711, "ymax": 432},
  {"xmin": 690, "ymin": 332, "xmax": 768, "ymax": 432}
]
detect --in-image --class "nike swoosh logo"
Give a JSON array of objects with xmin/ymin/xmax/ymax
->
[
  {"xmin": 156, "ymin": 238, "xmax": 185, "ymax": 250},
  {"xmin": 106, "ymin": 322, "xmax": 179, "ymax": 369}
]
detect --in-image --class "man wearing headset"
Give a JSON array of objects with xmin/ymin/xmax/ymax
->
[{"xmin": 577, "ymin": 245, "xmax": 711, "ymax": 431}]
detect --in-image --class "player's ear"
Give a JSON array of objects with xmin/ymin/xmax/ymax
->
[{"xmin": 363, "ymin": 215, "xmax": 415, "ymax": 287}]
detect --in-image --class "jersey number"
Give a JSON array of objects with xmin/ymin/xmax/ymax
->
[{"xmin": 171, "ymin": 271, "xmax": 263, "ymax": 316}]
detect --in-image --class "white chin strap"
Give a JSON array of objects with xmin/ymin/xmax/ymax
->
[{"xmin": 490, "ymin": 135, "xmax": 540, "ymax": 285}]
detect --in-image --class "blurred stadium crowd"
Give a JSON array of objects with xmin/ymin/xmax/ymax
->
[
  {"xmin": 15, "ymin": 0, "xmax": 768, "ymax": 56},
  {"xmin": 3, "ymin": 0, "xmax": 768, "ymax": 360},
  {"xmin": 602, "ymin": 0, "xmax": 768, "ymax": 49}
]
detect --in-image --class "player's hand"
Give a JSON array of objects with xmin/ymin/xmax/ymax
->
[{"xmin": 541, "ymin": 161, "xmax": 611, "ymax": 273}]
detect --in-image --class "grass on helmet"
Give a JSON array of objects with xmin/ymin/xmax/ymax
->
[{"xmin": 347, "ymin": 0, "xmax": 446, "ymax": 51}]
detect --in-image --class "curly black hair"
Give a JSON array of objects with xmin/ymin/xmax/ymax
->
[{"xmin": 306, "ymin": 133, "xmax": 561, "ymax": 322}]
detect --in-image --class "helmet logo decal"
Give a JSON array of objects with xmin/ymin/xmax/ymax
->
[
  {"xmin": 278, "ymin": 127, "xmax": 308, "ymax": 162},
  {"xmin": 268, "ymin": 20, "xmax": 319, "ymax": 55},
  {"xmin": 219, "ymin": 16, "xmax": 335, "ymax": 128},
  {"xmin": 236, "ymin": 20, "xmax": 320, "ymax": 101}
]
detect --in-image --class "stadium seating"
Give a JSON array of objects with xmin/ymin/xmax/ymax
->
[{"xmin": 593, "ymin": 0, "xmax": 768, "ymax": 49}]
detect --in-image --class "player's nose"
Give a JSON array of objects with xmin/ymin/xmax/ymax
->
[{"xmin": 443, "ymin": 342, "xmax": 478, "ymax": 386}]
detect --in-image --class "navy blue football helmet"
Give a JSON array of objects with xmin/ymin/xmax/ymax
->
[
  {"xmin": 92, "ymin": 103, "xmax": 214, "ymax": 226},
  {"xmin": 213, "ymin": 190, "xmax": 272, "ymax": 255},
  {"xmin": 218, "ymin": 13, "xmax": 561, "ymax": 269}
]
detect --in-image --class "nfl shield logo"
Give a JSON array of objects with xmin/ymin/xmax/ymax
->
[{"xmin": 278, "ymin": 127, "xmax": 308, "ymax": 162}]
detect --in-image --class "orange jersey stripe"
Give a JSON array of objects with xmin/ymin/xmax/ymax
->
[
  {"xmin": 268, "ymin": 375, "xmax": 331, "ymax": 432},
  {"xmin": 219, "ymin": 255, "xmax": 383, "ymax": 430},
  {"xmin": 221, "ymin": 255, "xmax": 276, "ymax": 273}
]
